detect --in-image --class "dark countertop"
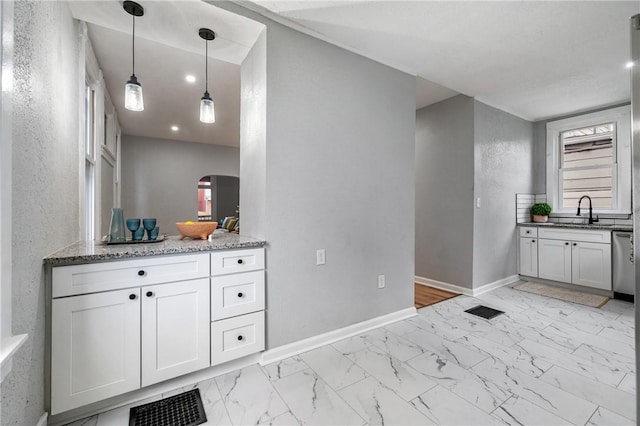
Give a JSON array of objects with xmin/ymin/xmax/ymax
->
[
  {"xmin": 518, "ymin": 222, "xmax": 633, "ymax": 232},
  {"xmin": 44, "ymin": 234, "xmax": 266, "ymax": 266}
]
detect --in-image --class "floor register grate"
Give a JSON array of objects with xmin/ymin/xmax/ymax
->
[
  {"xmin": 464, "ymin": 305, "xmax": 505, "ymax": 320},
  {"xmin": 129, "ymin": 389, "xmax": 207, "ymax": 426}
]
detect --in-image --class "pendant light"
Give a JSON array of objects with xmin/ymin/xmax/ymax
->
[
  {"xmin": 199, "ymin": 28, "xmax": 216, "ymax": 124},
  {"xmin": 123, "ymin": 1, "xmax": 144, "ymax": 111}
]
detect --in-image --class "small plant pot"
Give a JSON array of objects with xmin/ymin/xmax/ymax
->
[{"xmin": 532, "ymin": 214, "xmax": 548, "ymax": 223}]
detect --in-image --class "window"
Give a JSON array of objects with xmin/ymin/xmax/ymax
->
[
  {"xmin": 84, "ymin": 82, "xmax": 96, "ymax": 240},
  {"xmin": 547, "ymin": 105, "xmax": 631, "ymax": 215}
]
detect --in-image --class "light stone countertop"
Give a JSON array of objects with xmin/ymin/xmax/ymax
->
[
  {"xmin": 518, "ymin": 222, "xmax": 633, "ymax": 232},
  {"xmin": 43, "ymin": 234, "xmax": 266, "ymax": 266}
]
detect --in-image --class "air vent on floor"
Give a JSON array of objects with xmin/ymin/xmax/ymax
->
[
  {"xmin": 464, "ymin": 305, "xmax": 504, "ymax": 320},
  {"xmin": 129, "ymin": 388, "xmax": 207, "ymax": 426}
]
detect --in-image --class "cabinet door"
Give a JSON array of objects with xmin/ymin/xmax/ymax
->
[
  {"xmin": 141, "ymin": 278, "xmax": 210, "ymax": 387},
  {"xmin": 519, "ymin": 238, "xmax": 538, "ymax": 277},
  {"xmin": 51, "ymin": 289, "xmax": 141, "ymax": 414},
  {"xmin": 572, "ymin": 242, "xmax": 612, "ymax": 290},
  {"xmin": 538, "ymin": 238, "xmax": 572, "ymax": 283}
]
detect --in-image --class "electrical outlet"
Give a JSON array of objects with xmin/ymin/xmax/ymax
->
[
  {"xmin": 377, "ymin": 274, "xmax": 385, "ymax": 289},
  {"xmin": 476, "ymin": 197, "xmax": 481, "ymax": 208},
  {"xmin": 316, "ymin": 249, "xmax": 326, "ymax": 265}
]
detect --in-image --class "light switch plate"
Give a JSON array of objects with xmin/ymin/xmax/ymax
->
[{"xmin": 377, "ymin": 274, "xmax": 385, "ymax": 289}]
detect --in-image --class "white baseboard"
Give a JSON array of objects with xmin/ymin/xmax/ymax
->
[
  {"xmin": 414, "ymin": 276, "xmax": 474, "ymax": 296},
  {"xmin": 37, "ymin": 412, "xmax": 48, "ymax": 426},
  {"xmin": 473, "ymin": 275, "xmax": 520, "ymax": 296},
  {"xmin": 261, "ymin": 307, "xmax": 417, "ymax": 365},
  {"xmin": 415, "ymin": 275, "xmax": 520, "ymax": 297}
]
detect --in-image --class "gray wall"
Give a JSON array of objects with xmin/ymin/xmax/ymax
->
[
  {"xmin": 228, "ymin": 3, "xmax": 416, "ymax": 348},
  {"xmin": 215, "ymin": 176, "xmax": 239, "ymax": 220},
  {"xmin": 239, "ymin": 30, "xmax": 266, "ymax": 239},
  {"xmin": 415, "ymin": 95, "xmax": 475, "ymax": 289},
  {"xmin": 265, "ymin": 22, "xmax": 416, "ymax": 348},
  {"xmin": 121, "ymin": 135, "xmax": 239, "ymax": 235},
  {"xmin": 2, "ymin": 2, "xmax": 80, "ymax": 424},
  {"xmin": 472, "ymin": 101, "xmax": 534, "ymax": 287}
]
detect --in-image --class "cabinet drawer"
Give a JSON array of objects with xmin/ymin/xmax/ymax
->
[
  {"xmin": 211, "ymin": 271, "xmax": 265, "ymax": 321},
  {"xmin": 52, "ymin": 253, "xmax": 210, "ymax": 298},
  {"xmin": 519, "ymin": 227, "xmax": 538, "ymax": 238},
  {"xmin": 538, "ymin": 228, "xmax": 611, "ymax": 244},
  {"xmin": 210, "ymin": 248, "xmax": 264, "ymax": 276},
  {"xmin": 211, "ymin": 311, "xmax": 265, "ymax": 365}
]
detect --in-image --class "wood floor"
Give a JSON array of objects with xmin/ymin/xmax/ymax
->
[{"xmin": 414, "ymin": 283, "xmax": 459, "ymax": 308}]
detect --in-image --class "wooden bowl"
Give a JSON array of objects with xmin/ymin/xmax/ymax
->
[{"xmin": 175, "ymin": 222, "xmax": 218, "ymax": 240}]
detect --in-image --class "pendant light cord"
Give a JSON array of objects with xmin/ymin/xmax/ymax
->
[
  {"xmin": 205, "ymin": 38, "xmax": 208, "ymax": 93},
  {"xmin": 132, "ymin": 14, "xmax": 135, "ymax": 75}
]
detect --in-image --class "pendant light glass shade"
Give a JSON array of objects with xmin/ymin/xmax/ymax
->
[
  {"xmin": 123, "ymin": 1, "xmax": 144, "ymax": 112},
  {"xmin": 125, "ymin": 74, "xmax": 144, "ymax": 111},
  {"xmin": 200, "ymin": 91, "xmax": 215, "ymax": 123},
  {"xmin": 199, "ymin": 28, "xmax": 216, "ymax": 124}
]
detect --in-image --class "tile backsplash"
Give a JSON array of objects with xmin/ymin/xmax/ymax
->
[{"xmin": 515, "ymin": 193, "xmax": 632, "ymax": 225}]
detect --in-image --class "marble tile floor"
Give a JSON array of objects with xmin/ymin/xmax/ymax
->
[{"xmin": 66, "ymin": 282, "xmax": 636, "ymax": 426}]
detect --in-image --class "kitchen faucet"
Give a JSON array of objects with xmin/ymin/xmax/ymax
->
[{"xmin": 577, "ymin": 195, "xmax": 599, "ymax": 225}]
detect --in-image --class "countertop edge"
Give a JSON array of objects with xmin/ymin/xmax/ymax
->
[
  {"xmin": 43, "ymin": 235, "xmax": 267, "ymax": 267},
  {"xmin": 517, "ymin": 222, "xmax": 633, "ymax": 232}
]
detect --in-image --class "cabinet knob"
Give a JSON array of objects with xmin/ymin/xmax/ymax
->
[
  {"xmin": 138, "ymin": 270, "xmax": 145, "ymax": 277},
  {"xmin": 129, "ymin": 294, "xmax": 137, "ymax": 300},
  {"xmin": 146, "ymin": 291, "xmax": 153, "ymax": 297},
  {"xmin": 237, "ymin": 335, "xmax": 244, "ymax": 341},
  {"xmin": 573, "ymin": 243, "xmax": 577, "ymax": 246},
  {"xmin": 532, "ymin": 240, "xmax": 536, "ymax": 243},
  {"xmin": 237, "ymin": 259, "xmax": 244, "ymax": 265},
  {"xmin": 237, "ymin": 292, "xmax": 244, "ymax": 298},
  {"xmin": 565, "ymin": 242, "xmax": 569, "ymax": 246},
  {"xmin": 526, "ymin": 230, "xmax": 530, "ymax": 234}
]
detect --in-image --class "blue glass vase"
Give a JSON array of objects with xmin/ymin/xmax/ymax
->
[{"xmin": 108, "ymin": 208, "xmax": 126, "ymax": 243}]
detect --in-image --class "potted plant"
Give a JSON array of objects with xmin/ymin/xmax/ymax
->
[{"xmin": 531, "ymin": 203, "xmax": 552, "ymax": 223}]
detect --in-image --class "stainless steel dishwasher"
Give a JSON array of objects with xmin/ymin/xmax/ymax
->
[{"xmin": 612, "ymin": 231, "xmax": 634, "ymax": 301}]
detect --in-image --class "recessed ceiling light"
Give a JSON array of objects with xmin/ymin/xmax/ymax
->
[
  {"xmin": 185, "ymin": 75, "xmax": 196, "ymax": 83},
  {"xmin": 171, "ymin": 125, "xmax": 179, "ymax": 131},
  {"xmin": 625, "ymin": 61, "xmax": 635, "ymax": 69}
]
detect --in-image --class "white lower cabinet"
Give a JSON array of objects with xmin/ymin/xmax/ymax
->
[
  {"xmin": 518, "ymin": 237, "xmax": 538, "ymax": 277},
  {"xmin": 538, "ymin": 238, "xmax": 572, "ymax": 283},
  {"xmin": 141, "ymin": 279, "xmax": 210, "ymax": 387},
  {"xmin": 521, "ymin": 227, "xmax": 612, "ymax": 291},
  {"xmin": 209, "ymin": 252, "xmax": 266, "ymax": 367},
  {"xmin": 50, "ymin": 249, "xmax": 266, "ymax": 415},
  {"xmin": 51, "ymin": 289, "xmax": 141, "ymax": 414},
  {"xmin": 571, "ymin": 241, "xmax": 612, "ymax": 290}
]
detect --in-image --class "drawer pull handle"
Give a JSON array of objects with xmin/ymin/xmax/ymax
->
[
  {"xmin": 237, "ymin": 335, "xmax": 244, "ymax": 341},
  {"xmin": 565, "ymin": 242, "xmax": 569, "ymax": 246},
  {"xmin": 573, "ymin": 243, "xmax": 577, "ymax": 246},
  {"xmin": 138, "ymin": 270, "xmax": 145, "ymax": 277},
  {"xmin": 526, "ymin": 230, "xmax": 530, "ymax": 234},
  {"xmin": 129, "ymin": 294, "xmax": 137, "ymax": 300},
  {"xmin": 532, "ymin": 240, "xmax": 536, "ymax": 243},
  {"xmin": 237, "ymin": 259, "xmax": 244, "ymax": 265},
  {"xmin": 146, "ymin": 291, "xmax": 153, "ymax": 297},
  {"xmin": 238, "ymin": 292, "xmax": 244, "ymax": 298}
]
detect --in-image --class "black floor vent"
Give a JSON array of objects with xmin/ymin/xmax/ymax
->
[
  {"xmin": 129, "ymin": 388, "xmax": 207, "ymax": 426},
  {"xmin": 464, "ymin": 305, "xmax": 505, "ymax": 320}
]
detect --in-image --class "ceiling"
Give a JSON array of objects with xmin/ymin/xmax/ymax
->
[
  {"xmin": 68, "ymin": 1, "xmax": 639, "ymax": 147},
  {"xmin": 247, "ymin": 0, "xmax": 639, "ymax": 121}
]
